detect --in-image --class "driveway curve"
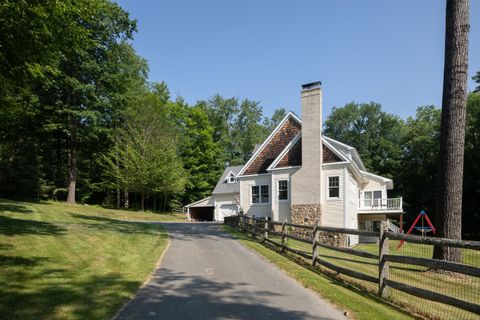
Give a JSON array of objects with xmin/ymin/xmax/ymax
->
[{"xmin": 116, "ymin": 222, "xmax": 346, "ymax": 320}]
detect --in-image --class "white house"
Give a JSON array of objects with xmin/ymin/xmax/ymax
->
[
  {"xmin": 186, "ymin": 82, "xmax": 403, "ymax": 245},
  {"xmin": 236, "ymin": 82, "xmax": 403, "ymax": 245}
]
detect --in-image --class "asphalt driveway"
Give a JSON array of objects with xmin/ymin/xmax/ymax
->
[{"xmin": 116, "ymin": 222, "xmax": 346, "ymax": 320}]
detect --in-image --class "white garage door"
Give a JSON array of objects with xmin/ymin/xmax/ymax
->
[{"xmin": 219, "ymin": 204, "xmax": 238, "ymax": 221}]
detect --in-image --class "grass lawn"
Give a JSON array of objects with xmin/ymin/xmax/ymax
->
[
  {"xmin": 0, "ymin": 199, "xmax": 181, "ymax": 320},
  {"xmin": 222, "ymin": 225, "xmax": 417, "ymax": 320},
  {"xmin": 242, "ymin": 229, "xmax": 480, "ymax": 320}
]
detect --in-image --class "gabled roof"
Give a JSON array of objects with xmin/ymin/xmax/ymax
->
[
  {"xmin": 185, "ymin": 196, "xmax": 214, "ymax": 208},
  {"xmin": 323, "ymin": 136, "xmax": 366, "ymax": 171},
  {"xmin": 266, "ymin": 134, "xmax": 347, "ymax": 171},
  {"xmin": 238, "ymin": 112, "xmax": 301, "ymax": 176},
  {"xmin": 360, "ymin": 170, "xmax": 394, "ymax": 189},
  {"xmin": 212, "ymin": 165, "xmax": 243, "ymax": 194},
  {"xmin": 238, "ymin": 111, "xmax": 392, "ymax": 187}
]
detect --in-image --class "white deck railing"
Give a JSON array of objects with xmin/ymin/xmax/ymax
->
[
  {"xmin": 387, "ymin": 220, "xmax": 401, "ymax": 233},
  {"xmin": 359, "ymin": 197, "xmax": 402, "ymax": 211}
]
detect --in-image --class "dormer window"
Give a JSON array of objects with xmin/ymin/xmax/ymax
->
[{"xmin": 226, "ymin": 171, "xmax": 236, "ymax": 184}]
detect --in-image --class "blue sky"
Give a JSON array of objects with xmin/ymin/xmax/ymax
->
[{"xmin": 116, "ymin": 0, "xmax": 480, "ymax": 119}]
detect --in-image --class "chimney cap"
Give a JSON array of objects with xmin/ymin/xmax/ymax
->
[{"xmin": 301, "ymin": 81, "xmax": 322, "ymax": 91}]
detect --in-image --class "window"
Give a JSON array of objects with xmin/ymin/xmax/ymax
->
[
  {"xmin": 261, "ymin": 185, "xmax": 269, "ymax": 203},
  {"xmin": 251, "ymin": 186, "xmax": 260, "ymax": 203},
  {"xmin": 328, "ymin": 176, "xmax": 340, "ymax": 198},
  {"xmin": 373, "ymin": 191, "xmax": 382, "ymax": 206},
  {"xmin": 278, "ymin": 180, "xmax": 288, "ymax": 200},
  {"xmin": 364, "ymin": 191, "xmax": 372, "ymax": 206},
  {"xmin": 227, "ymin": 172, "xmax": 236, "ymax": 184},
  {"xmin": 364, "ymin": 191, "xmax": 382, "ymax": 207},
  {"xmin": 251, "ymin": 185, "xmax": 269, "ymax": 204}
]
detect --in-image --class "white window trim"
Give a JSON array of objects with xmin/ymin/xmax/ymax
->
[
  {"xmin": 326, "ymin": 175, "xmax": 341, "ymax": 201},
  {"xmin": 278, "ymin": 179, "xmax": 289, "ymax": 202},
  {"xmin": 226, "ymin": 171, "xmax": 236, "ymax": 184},
  {"xmin": 250, "ymin": 184, "xmax": 270, "ymax": 205}
]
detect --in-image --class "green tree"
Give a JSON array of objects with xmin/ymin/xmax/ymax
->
[
  {"xmin": 473, "ymin": 71, "xmax": 480, "ymax": 92},
  {"xmin": 105, "ymin": 89, "xmax": 186, "ymax": 211},
  {"xmin": 0, "ymin": 0, "xmax": 63, "ymax": 199},
  {"xmin": 324, "ymin": 102, "xmax": 405, "ymax": 178},
  {"xmin": 463, "ymin": 92, "xmax": 480, "ymax": 239},
  {"xmin": 201, "ymin": 95, "xmax": 239, "ymax": 166},
  {"xmin": 397, "ymin": 106, "xmax": 441, "ymax": 219},
  {"xmin": 232, "ymin": 99, "xmax": 267, "ymax": 164},
  {"xmin": 263, "ymin": 108, "xmax": 288, "ymax": 132},
  {"xmin": 180, "ymin": 105, "xmax": 222, "ymax": 204},
  {"xmin": 0, "ymin": 0, "xmax": 147, "ymax": 204}
]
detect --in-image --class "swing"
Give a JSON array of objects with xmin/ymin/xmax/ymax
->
[{"xmin": 397, "ymin": 210, "xmax": 436, "ymax": 250}]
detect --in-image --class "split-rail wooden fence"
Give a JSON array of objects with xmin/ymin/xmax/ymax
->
[{"xmin": 224, "ymin": 215, "xmax": 480, "ymax": 318}]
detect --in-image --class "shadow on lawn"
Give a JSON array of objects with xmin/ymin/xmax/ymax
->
[
  {"xmin": 116, "ymin": 268, "xmax": 332, "ymax": 320},
  {"xmin": 0, "ymin": 267, "xmax": 142, "ymax": 320},
  {"xmin": 0, "ymin": 215, "xmax": 66, "ymax": 236},
  {"xmin": 68, "ymin": 213, "xmax": 167, "ymax": 236},
  {"xmin": 0, "ymin": 255, "xmax": 50, "ymax": 267},
  {"xmin": 0, "ymin": 202, "xmax": 34, "ymax": 213}
]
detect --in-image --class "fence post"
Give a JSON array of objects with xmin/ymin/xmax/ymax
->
[
  {"xmin": 312, "ymin": 220, "xmax": 320, "ymax": 266},
  {"xmin": 264, "ymin": 220, "xmax": 268, "ymax": 242},
  {"xmin": 242, "ymin": 215, "xmax": 246, "ymax": 233},
  {"xmin": 281, "ymin": 218, "xmax": 287, "ymax": 252},
  {"xmin": 379, "ymin": 221, "xmax": 389, "ymax": 297},
  {"xmin": 252, "ymin": 215, "xmax": 256, "ymax": 239}
]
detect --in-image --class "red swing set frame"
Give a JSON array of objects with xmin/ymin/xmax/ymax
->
[{"xmin": 396, "ymin": 209, "xmax": 436, "ymax": 250}]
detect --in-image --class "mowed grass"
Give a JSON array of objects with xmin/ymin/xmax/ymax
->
[
  {"xmin": 0, "ymin": 199, "xmax": 180, "ymax": 320},
  {"xmin": 222, "ymin": 225, "xmax": 416, "ymax": 320},
  {"xmin": 255, "ymin": 231, "xmax": 480, "ymax": 320}
]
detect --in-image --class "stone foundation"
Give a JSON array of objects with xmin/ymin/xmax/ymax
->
[
  {"xmin": 318, "ymin": 232, "xmax": 346, "ymax": 247},
  {"xmin": 291, "ymin": 204, "xmax": 321, "ymax": 226}
]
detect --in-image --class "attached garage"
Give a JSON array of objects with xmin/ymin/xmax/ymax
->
[
  {"xmin": 185, "ymin": 165, "xmax": 242, "ymax": 222},
  {"xmin": 218, "ymin": 204, "xmax": 237, "ymax": 221},
  {"xmin": 185, "ymin": 196, "xmax": 215, "ymax": 221}
]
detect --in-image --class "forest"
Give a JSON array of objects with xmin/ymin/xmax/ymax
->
[{"xmin": 1, "ymin": 0, "xmax": 479, "ymax": 239}]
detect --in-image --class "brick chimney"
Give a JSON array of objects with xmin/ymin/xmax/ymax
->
[{"xmin": 290, "ymin": 81, "xmax": 323, "ymax": 225}]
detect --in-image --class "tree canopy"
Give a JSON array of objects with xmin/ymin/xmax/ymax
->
[{"xmin": 1, "ymin": 0, "xmax": 480, "ymax": 241}]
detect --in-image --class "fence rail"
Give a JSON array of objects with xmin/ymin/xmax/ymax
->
[{"xmin": 224, "ymin": 215, "xmax": 480, "ymax": 319}]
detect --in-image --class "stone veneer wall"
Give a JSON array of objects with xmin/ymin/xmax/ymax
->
[
  {"xmin": 291, "ymin": 204, "xmax": 321, "ymax": 225},
  {"xmin": 290, "ymin": 204, "xmax": 346, "ymax": 247},
  {"xmin": 318, "ymin": 232, "xmax": 346, "ymax": 247}
]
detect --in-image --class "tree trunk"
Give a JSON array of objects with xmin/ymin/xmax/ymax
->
[
  {"xmin": 433, "ymin": 0, "xmax": 470, "ymax": 262},
  {"xmin": 116, "ymin": 150, "xmax": 120, "ymax": 209},
  {"xmin": 163, "ymin": 194, "xmax": 168, "ymax": 212},
  {"xmin": 66, "ymin": 129, "xmax": 77, "ymax": 204},
  {"xmin": 153, "ymin": 195, "xmax": 157, "ymax": 212},
  {"xmin": 124, "ymin": 189, "xmax": 129, "ymax": 209},
  {"xmin": 116, "ymin": 187, "xmax": 120, "ymax": 209},
  {"xmin": 141, "ymin": 193, "xmax": 145, "ymax": 211}
]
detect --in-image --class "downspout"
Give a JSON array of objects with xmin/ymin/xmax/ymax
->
[{"xmin": 344, "ymin": 167, "xmax": 349, "ymax": 246}]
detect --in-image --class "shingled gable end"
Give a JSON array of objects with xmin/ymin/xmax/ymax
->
[
  {"xmin": 274, "ymin": 137, "xmax": 342, "ymax": 169},
  {"xmin": 243, "ymin": 116, "xmax": 301, "ymax": 175}
]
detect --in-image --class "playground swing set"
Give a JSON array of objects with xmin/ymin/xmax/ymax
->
[{"xmin": 397, "ymin": 209, "xmax": 436, "ymax": 250}]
